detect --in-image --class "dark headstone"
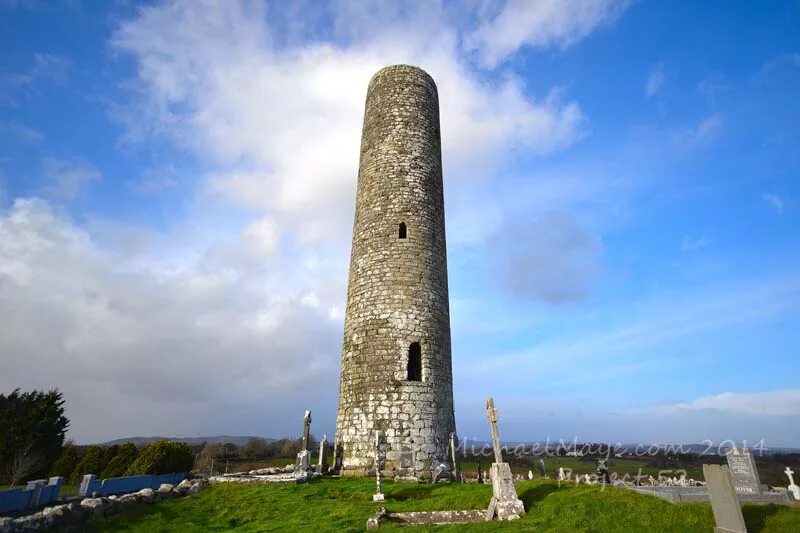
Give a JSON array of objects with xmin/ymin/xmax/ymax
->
[{"xmin": 725, "ymin": 448, "xmax": 761, "ymax": 494}]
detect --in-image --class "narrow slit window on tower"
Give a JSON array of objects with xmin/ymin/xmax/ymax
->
[
  {"xmin": 398, "ymin": 222, "xmax": 407, "ymax": 239},
  {"xmin": 407, "ymin": 342, "xmax": 422, "ymax": 381}
]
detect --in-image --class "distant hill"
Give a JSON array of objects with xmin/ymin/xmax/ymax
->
[{"xmin": 100, "ymin": 435, "xmax": 276, "ymax": 447}]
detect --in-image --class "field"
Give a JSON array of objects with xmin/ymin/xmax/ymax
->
[{"xmin": 92, "ymin": 477, "xmax": 800, "ymax": 532}]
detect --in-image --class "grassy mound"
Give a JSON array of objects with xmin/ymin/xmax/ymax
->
[{"xmin": 93, "ymin": 478, "xmax": 800, "ymax": 532}]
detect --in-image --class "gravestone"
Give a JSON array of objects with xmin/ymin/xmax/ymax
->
[
  {"xmin": 484, "ymin": 397, "xmax": 525, "ymax": 521},
  {"xmin": 316, "ymin": 433, "xmax": 329, "ymax": 474},
  {"xmin": 396, "ymin": 440, "xmax": 415, "ymax": 479},
  {"xmin": 597, "ymin": 459, "xmax": 610, "ymax": 484},
  {"xmin": 373, "ymin": 432, "xmax": 385, "ymax": 502},
  {"xmin": 725, "ymin": 448, "xmax": 761, "ymax": 494},
  {"xmin": 785, "ymin": 467, "xmax": 800, "ymax": 501},
  {"xmin": 704, "ymin": 464, "xmax": 747, "ymax": 533},
  {"xmin": 295, "ymin": 410, "xmax": 312, "ymax": 473},
  {"xmin": 449, "ymin": 432, "xmax": 462, "ymax": 483},
  {"xmin": 539, "ymin": 459, "xmax": 546, "ymax": 478},
  {"xmin": 332, "ymin": 439, "xmax": 343, "ymax": 473}
]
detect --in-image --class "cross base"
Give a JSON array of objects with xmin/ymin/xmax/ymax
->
[{"xmin": 486, "ymin": 463, "xmax": 525, "ymax": 521}]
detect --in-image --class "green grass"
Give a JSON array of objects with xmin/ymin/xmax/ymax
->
[
  {"xmin": 460, "ymin": 457, "xmax": 688, "ymax": 478},
  {"xmin": 92, "ymin": 478, "xmax": 800, "ymax": 532}
]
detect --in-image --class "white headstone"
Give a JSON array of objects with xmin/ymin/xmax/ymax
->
[{"xmin": 786, "ymin": 467, "xmax": 800, "ymax": 501}]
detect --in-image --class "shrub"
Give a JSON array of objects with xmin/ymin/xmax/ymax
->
[
  {"xmin": 101, "ymin": 443, "xmax": 139, "ymax": 478},
  {"xmin": 124, "ymin": 440, "xmax": 193, "ymax": 476},
  {"xmin": 70, "ymin": 445, "xmax": 109, "ymax": 483},
  {"xmin": 50, "ymin": 442, "xmax": 79, "ymax": 478}
]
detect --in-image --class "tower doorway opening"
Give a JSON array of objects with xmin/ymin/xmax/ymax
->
[
  {"xmin": 399, "ymin": 222, "xmax": 407, "ymax": 239},
  {"xmin": 407, "ymin": 342, "xmax": 422, "ymax": 381}
]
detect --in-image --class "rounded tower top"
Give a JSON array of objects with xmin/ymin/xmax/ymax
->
[{"xmin": 368, "ymin": 64, "xmax": 438, "ymax": 95}]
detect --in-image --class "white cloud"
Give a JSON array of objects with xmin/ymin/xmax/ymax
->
[
  {"xmin": 111, "ymin": 0, "xmax": 586, "ymax": 246},
  {"xmin": 0, "ymin": 198, "xmax": 342, "ymax": 442},
  {"xmin": 762, "ymin": 193, "xmax": 784, "ymax": 214},
  {"xmin": 41, "ymin": 157, "xmax": 101, "ymax": 199},
  {"xmin": 681, "ymin": 235, "xmax": 711, "ymax": 252},
  {"xmin": 0, "ymin": 52, "xmax": 69, "ymax": 106},
  {"xmin": 0, "ymin": 119, "xmax": 43, "ymax": 142},
  {"xmin": 695, "ymin": 114, "xmax": 723, "ymax": 140},
  {"xmin": 642, "ymin": 389, "xmax": 800, "ymax": 417},
  {"xmin": 645, "ymin": 64, "xmax": 664, "ymax": 97},
  {"xmin": 461, "ymin": 274, "xmax": 800, "ymax": 380},
  {"xmin": 244, "ymin": 216, "xmax": 279, "ymax": 257},
  {"xmin": 673, "ymin": 114, "xmax": 723, "ymax": 146},
  {"xmin": 468, "ymin": 0, "xmax": 630, "ymax": 68}
]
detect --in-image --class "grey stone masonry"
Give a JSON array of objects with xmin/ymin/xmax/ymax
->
[{"xmin": 335, "ymin": 65, "xmax": 457, "ymax": 480}]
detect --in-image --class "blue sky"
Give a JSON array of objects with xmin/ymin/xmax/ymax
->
[{"xmin": 1, "ymin": 0, "xmax": 798, "ymax": 446}]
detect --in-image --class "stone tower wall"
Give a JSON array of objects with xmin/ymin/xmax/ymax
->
[{"xmin": 335, "ymin": 65, "xmax": 456, "ymax": 479}]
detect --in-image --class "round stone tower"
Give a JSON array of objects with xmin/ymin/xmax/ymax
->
[{"xmin": 335, "ymin": 65, "xmax": 456, "ymax": 480}]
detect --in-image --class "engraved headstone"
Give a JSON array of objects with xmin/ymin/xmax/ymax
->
[
  {"xmin": 484, "ymin": 397, "xmax": 525, "ymax": 521},
  {"xmin": 725, "ymin": 448, "xmax": 761, "ymax": 494},
  {"xmin": 704, "ymin": 464, "xmax": 747, "ymax": 533}
]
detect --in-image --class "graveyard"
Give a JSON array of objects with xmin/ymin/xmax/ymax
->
[{"xmin": 89, "ymin": 477, "xmax": 799, "ymax": 532}]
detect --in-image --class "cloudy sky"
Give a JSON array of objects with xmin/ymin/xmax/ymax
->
[{"xmin": 1, "ymin": 0, "xmax": 798, "ymax": 447}]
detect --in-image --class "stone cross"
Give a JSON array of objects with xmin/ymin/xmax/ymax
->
[
  {"xmin": 485, "ymin": 397, "xmax": 503, "ymax": 464},
  {"xmin": 302, "ymin": 410, "xmax": 312, "ymax": 451},
  {"xmin": 484, "ymin": 397, "xmax": 525, "ymax": 521},
  {"xmin": 786, "ymin": 467, "xmax": 800, "ymax": 501}
]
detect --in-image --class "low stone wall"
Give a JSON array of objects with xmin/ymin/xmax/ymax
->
[
  {"xmin": 388, "ymin": 510, "xmax": 487, "ymax": 525},
  {"xmin": 209, "ymin": 464, "xmax": 322, "ymax": 484},
  {"xmin": 628, "ymin": 485, "xmax": 795, "ymax": 505},
  {"xmin": 0, "ymin": 478, "xmax": 206, "ymax": 532}
]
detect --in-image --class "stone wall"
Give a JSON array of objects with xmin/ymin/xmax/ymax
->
[{"xmin": 335, "ymin": 65, "xmax": 457, "ymax": 479}]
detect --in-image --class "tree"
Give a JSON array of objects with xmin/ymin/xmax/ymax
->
[
  {"xmin": 101, "ymin": 443, "xmax": 139, "ymax": 479},
  {"xmin": 221, "ymin": 442, "xmax": 240, "ymax": 458},
  {"xmin": 125, "ymin": 441, "xmax": 193, "ymax": 476},
  {"xmin": 0, "ymin": 389, "xmax": 69, "ymax": 484},
  {"xmin": 242, "ymin": 438, "xmax": 270, "ymax": 459},
  {"xmin": 70, "ymin": 445, "xmax": 109, "ymax": 484},
  {"xmin": 50, "ymin": 441, "xmax": 79, "ymax": 478},
  {"xmin": 9, "ymin": 444, "xmax": 44, "ymax": 486}
]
